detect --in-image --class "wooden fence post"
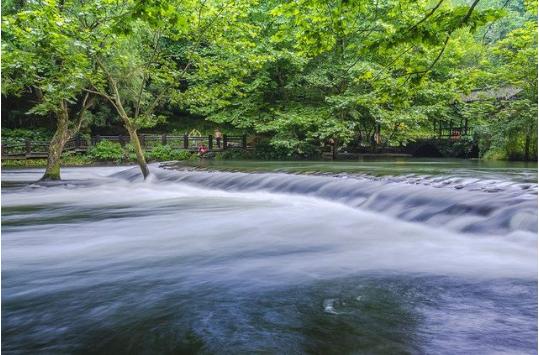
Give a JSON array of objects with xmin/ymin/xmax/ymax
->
[
  {"xmin": 183, "ymin": 134, "xmax": 189, "ymax": 149},
  {"xmin": 96, "ymin": 135, "xmax": 101, "ymax": 144},
  {"xmin": 140, "ymin": 134, "xmax": 146, "ymax": 148},
  {"xmin": 25, "ymin": 139, "xmax": 32, "ymax": 155},
  {"xmin": 242, "ymin": 135, "xmax": 247, "ymax": 149},
  {"xmin": 75, "ymin": 135, "xmax": 81, "ymax": 149},
  {"xmin": 223, "ymin": 135, "xmax": 228, "ymax": 150},
  {"xmin": 162, "ymin": 134, "xmax": 167, "ymax": 145},
  {"xmin": 208, "ymin": 135, "xmax": 213, "ymax": 150}
]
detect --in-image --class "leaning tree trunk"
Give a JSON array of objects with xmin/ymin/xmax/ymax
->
[
  {"xmin": 125, "ymin": 123, "xmax": 150, "ymax": 179},
  {"xmin": 104, "ymin": 75, "xmax": 150, "ymax": 180},
  {"xmin": 41, "ymin": 110, "xmax": 70, "ymax": 181}
]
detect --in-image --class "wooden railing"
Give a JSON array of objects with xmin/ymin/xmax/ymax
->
[{"xmin": 1, "ymin": 134, "xmax": 248, "ymax": 159}]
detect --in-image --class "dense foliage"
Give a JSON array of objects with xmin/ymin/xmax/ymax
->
[
  {"xmin": 2, "ymin": 128, "xmax": 52, "ymax": 143},
  {"xmin": 2, "ymin": 0, "xmax": 537, "ymax": 171},
  {"xmin": 86, "ymin": 140, "xmax": 197, "ymax": 163}
]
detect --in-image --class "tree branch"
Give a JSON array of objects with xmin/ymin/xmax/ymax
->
[
  {"xmin": 134, "ymin": 30, "xmax": 162, "ymax": 119},
  {"xmin": 406, "ymin": 0, "xmax": 445, "ymax": 34},
  {"xmin": 401, "ymin": 0, "xmax": 481, "ymax": 83},
  {"xmin": 69, "ymin": 92, "xmax": 95, "ymax": 135}
]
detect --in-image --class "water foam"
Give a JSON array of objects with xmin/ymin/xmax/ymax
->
[{"xmin": 137, "ymin": 166, "xmax": 539, "ymax": 236}]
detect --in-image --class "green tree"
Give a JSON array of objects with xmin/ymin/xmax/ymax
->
[
  {"xmin": 2, "ymin": 2, "xmax": 94, "ymax": 180},
  {"xmin": 78, "ymin": 0, "xmax": 255, "ymax": 178},
  {"xmin": 187, "ymin": 0, "xmax": 507, "ymax": 156},
  {"xmin": 2, "ymin": 0, "xmax": 536, "ymax": 163},
  {"xmin": 471, "ymin": 17, "xmax": 538, "ymax": 160}
]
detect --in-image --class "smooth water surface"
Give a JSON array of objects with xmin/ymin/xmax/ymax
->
[
  {"xmin": 172, "ymin": 158, "xmax": 538, "ymax": 182},
  {"xmin": 2, "ymin": 161, "xmax": 538, "ymax": 354}
]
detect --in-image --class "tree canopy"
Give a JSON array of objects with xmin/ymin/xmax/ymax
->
[{"xmin": 2, "ymin": 0, "xmax": 537, "ymax": 174}]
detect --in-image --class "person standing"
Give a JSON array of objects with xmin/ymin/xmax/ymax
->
[{"xmin": 214, "ymin": 129, "xmax": 223, "ymax": 148}]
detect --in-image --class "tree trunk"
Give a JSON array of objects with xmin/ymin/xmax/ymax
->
[
  {"xmin": 40, "ymin": 95, "xmax": 92, "ymax": 181},
  {"xmin": 125, "ymin": 123, "xmax": 150, "ymax": 179},
  {"xmin": 41, "ymin": 109, "xmax": 70, "ymax": 181},
  {"xmin": 103, "ymin": 75, "xmax": 150, "ymax": 180}
]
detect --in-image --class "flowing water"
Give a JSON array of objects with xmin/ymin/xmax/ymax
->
[{"xmin": 2, "ymin": 160, "xmax": 538, "ymax": 354}]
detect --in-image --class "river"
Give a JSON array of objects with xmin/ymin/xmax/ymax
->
[{"xmin": 2, "ymin": 160, "xmax": 537, "ymax": 354}]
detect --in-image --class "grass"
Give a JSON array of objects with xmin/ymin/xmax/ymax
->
[{"xmin": 2, "ymin": 155, "xmax": 94, "ymax": 169}]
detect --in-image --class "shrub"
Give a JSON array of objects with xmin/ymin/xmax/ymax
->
[
  {"xmin": 87, "ymin": 140, "xmax": 124, "ymax": 162},
  {"xmin": 213, "ymin": 152, "xmax": 223, "ymax": 161},
  {"xmin": 147, "ymin": 145, "xmax": 175, "ymax": 161},
  {"xmin": 2, "ymin": 154, "xmax": 90, "ymax": 168},
  {"xmin": 220, "ymin": 148, "xmax": 253, "ymax": 160},
  {"xmin": 253, "ymin": 141, "xmax": 293, "ymax": 160},
  {"xmin": 482, "ymin": 147, "xmax": 507, "ymax": 160},
  {"xmin": 176, "ymin": 150, "xmax": 195, "ymax": 160},
  {"xmin": 122, "ymin": 143, "xmax": 140, "ymax": 162},
  {"xmin": 2, "ymin": 159, "xmax": 48, "ymax": 168},
  {"xmin": 2, "ymin": 128, "xmax": 52, "ymax": 141},
  {"xmin": 147, "ymin": 145, "xmax": 196, "ymax": 161},
  {"xmin": 2, "ymin": 128, "xmax": 53, "ymax": 145},
  {"xmin": 61, "ymin": 152, "xmax": 91, "ymax": 165},
  {"xmin": 435, "ymin": 136, "xmax": 477, "ymax": 158}
]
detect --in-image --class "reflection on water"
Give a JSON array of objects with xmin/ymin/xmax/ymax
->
[
  {"xmin": 172, "ymin": 158, "xmax": 538, "ymax": 182},
  {"xmin": 2, "ymin": 163, "xmax": 537, "ymax": 354}
]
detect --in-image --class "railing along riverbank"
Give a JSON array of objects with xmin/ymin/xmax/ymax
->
[{"xmin": 1, "ymin": 134, "xmax": 248, "ymax": 160}]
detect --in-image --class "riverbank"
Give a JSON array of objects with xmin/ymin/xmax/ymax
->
[
  {"xmin": 5, "ymin": 155, "xmax": 537, "ymax": 171},
  {"xmin": 2, "ymin": 156, "xmax": 94, "ymax": 169}
]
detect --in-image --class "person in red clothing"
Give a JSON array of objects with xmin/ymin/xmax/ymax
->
[{"xmin": 198, "ymin": 144, "xmax": 208, "ymax": 157}]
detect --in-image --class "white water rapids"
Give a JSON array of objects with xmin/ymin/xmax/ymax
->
[{"xmin": 2, "ymin": 164, "xmax": 537, "ymax": 354}]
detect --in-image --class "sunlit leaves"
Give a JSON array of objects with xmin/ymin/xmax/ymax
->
[
  {"xmin": 190, "ymin": 0, "xmax": 535, "ymax": 157},
  {"xmin": 2, "ymin": 0, "xmax": 536, "ymax": 159},
  {"xmin": 2, "ymin": 1, "xmax": 93, "ymax": 114}
]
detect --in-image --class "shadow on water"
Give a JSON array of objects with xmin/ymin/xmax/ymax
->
[
  {"xmin": 2, "ymin": 275, "xmax": 423, "ymax": 354},
  {"xmin": 76, "ymin": 323, "xmax": 206, "ymax": 355},
  {"xmin": 3, "ymin": 274, "xmax": 536, "ymax": 354}
]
